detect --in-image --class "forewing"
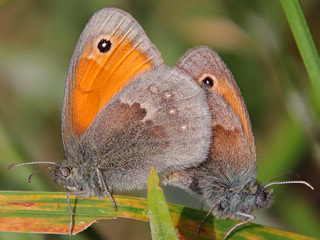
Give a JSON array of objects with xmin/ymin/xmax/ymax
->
[
  {"xmin": 175, "ymin": 46, "xmax": 256, "ymax": 170},
  {"xmin": 62, "ymin": 8, "xmax": 164, "ymax": 156}
]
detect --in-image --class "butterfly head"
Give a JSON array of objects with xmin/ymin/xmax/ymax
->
[
  {"xmin": 205, "ymin": 175, "xmax": 274, "ymax": 220},
  {"xmin": 254, "ymin": 184, "xmax": 274, "ymax": 210},
  {"xmin": 49, "ymin": 157, "xmax": 81, "ymax": 192}
]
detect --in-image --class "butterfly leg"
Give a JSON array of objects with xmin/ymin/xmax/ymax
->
[
  {"xmin": 196, "ymin": 204, "xmax": 216, "ymax": 236},
  {"xmin": 66, "ymin": 190, "xmax": 87, "ymax": 235},
  {"xmin": 96, "ymin": 168, "xmax": 117, "ymax": 211},
  {"xmin": 66, "ymin": 192, "xmax": 75, "ymax": 236},
  {"xmin": 223, "ymin": 212, "xmax": 255, "ymax": 240},
  {"xmin": 200, "ymin": 201, "xmax": 205, "ymax": 210}
]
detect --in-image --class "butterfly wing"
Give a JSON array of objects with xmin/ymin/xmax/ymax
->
[
  {"xmin": 81, "ymin": 66, "xmax": 212, "ymax": 191},
  {"xmin": 62, "ymin": 8, "xmax": 164, "ymax": 157},
  {"xmin": 175, "ymin": 46, "xmax": 256, "ymax": 171}
]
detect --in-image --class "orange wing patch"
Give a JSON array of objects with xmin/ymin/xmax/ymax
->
[
  {"xmin": 213, "ymin": 77, "xmax": 254, "ymax": 156},
  {"xmin": 72, "ymin": 38, "xmax": 154, "ymax": 137}
]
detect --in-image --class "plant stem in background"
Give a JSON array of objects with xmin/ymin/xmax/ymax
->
[{"xmin": 280, "ymin": 0, "xmax": 320, "ymax": 114}]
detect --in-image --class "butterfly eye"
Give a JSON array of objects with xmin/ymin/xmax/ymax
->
[
  {"xmin": 60, "ymin": 167, "xmax": 70, "ymax": 177},
  {"xmin": 97, "ymin": 39, "xmax": 111, "ymax": 53},
  {"xmin": 202, "ymin": 76, "xmax": 214, "ymax": 89},
  {"xmin": 258, "ymin": 190, "xmax": 267, "ymax": 202}
]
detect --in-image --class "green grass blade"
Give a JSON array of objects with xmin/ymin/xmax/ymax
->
[
  {"xmin": 0, "ymin": 191, "xmax": 317, "ymax": 239},
  {"xmin": 280, "ymin": 0, "xmax": 320, "ymax": 108},
  {"xmin": 0, "ymin": 191, "xmax": 149, "ymax": 235},
  {"xmin": 147, "ymin": 167, "xmax": 178, "ymax": 240}
]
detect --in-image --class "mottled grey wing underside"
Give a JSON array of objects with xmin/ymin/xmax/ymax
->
[{"xmin": 82, "ymin": 66, "xmax": 212, "ymax": 191}]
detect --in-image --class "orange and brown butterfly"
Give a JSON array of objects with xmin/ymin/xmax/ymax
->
[
  {"xmin": 57, "ymin": 7, "xmax": 212, "ymax": 199},
  {"xmin": 8, "ymin": 8, "xmax": 212, "ymax": 234},
  {"xmin": 163, "ymin": 46, "xmax": 314, "ymax": 239}
]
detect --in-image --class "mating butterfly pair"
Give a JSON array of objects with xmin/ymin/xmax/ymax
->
[{"xmin": 9, "ymin": 8, "xmax": 313, "ymax": 239}]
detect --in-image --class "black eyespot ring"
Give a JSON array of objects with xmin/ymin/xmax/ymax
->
[
  {"xmin": 202, "ymin": 76, "xmax": 214, "ymax": 89},
  {"xmin": 97, "ymin": 39, "xmax": 111, "ymax": 53},
  {"xmin": 60, "ymin": 167, "xmax": 70, "ymax": 177}
]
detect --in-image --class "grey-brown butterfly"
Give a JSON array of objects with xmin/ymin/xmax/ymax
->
[
  {"xmin": 8, "ymin": 8, "xmax": 212, "ymax": 235},
  {"xmin": 163, "ymin": 46, "xmax": 314, "ymax": 239}
]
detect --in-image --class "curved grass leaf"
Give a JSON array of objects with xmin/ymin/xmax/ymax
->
[
  {"xmin": 0, "ymin": 191, "xmax": 317, "ymax": 239},
  {"xmin": 147, "ymin": 167, "xmax": 178, "ymax": 240}
]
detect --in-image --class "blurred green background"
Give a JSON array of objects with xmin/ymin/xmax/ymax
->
[{"xmin": 0, "ymin": 0, "xmax": 319, "ymax": 239}]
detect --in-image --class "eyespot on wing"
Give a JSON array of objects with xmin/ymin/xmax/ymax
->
[{"xmin": 62, "ymin": 8, "xmax": 164, "ymax": 142}]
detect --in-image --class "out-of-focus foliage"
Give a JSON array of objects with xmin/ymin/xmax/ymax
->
[{"xmin": 0, "ymin": 1, "xmax": 319, "ymax": 239}]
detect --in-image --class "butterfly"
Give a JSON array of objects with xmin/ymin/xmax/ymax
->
[
  {"xmin": 163, "ymin": 46, "xmax": 314, "ymax": 239},
  {"xmin": 8, "ymin": 8, "xmax": 313, "ymax": 238},
  {"xmin": 8, "ymin": 8, "xmax": 212, "ymax": 235}
]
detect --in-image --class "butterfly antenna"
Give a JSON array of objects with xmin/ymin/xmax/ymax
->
[
  {"xmin": 7, "ymin": 161, "xmax": 62, "ymax": 170},
  {"xmin": 7, "ymin": 161, "xmax": 62, "ymax": 183},
  {"xmin": 28, "ymin": 165, "xmax": 52, "ymax": 183},
  {"xmin": 264, "ymin": 172, "xmax": 300, "ymax": 185},
  {"xmin": 263, "ymin": 180, "xmax": 314, "ymax": 191}
]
